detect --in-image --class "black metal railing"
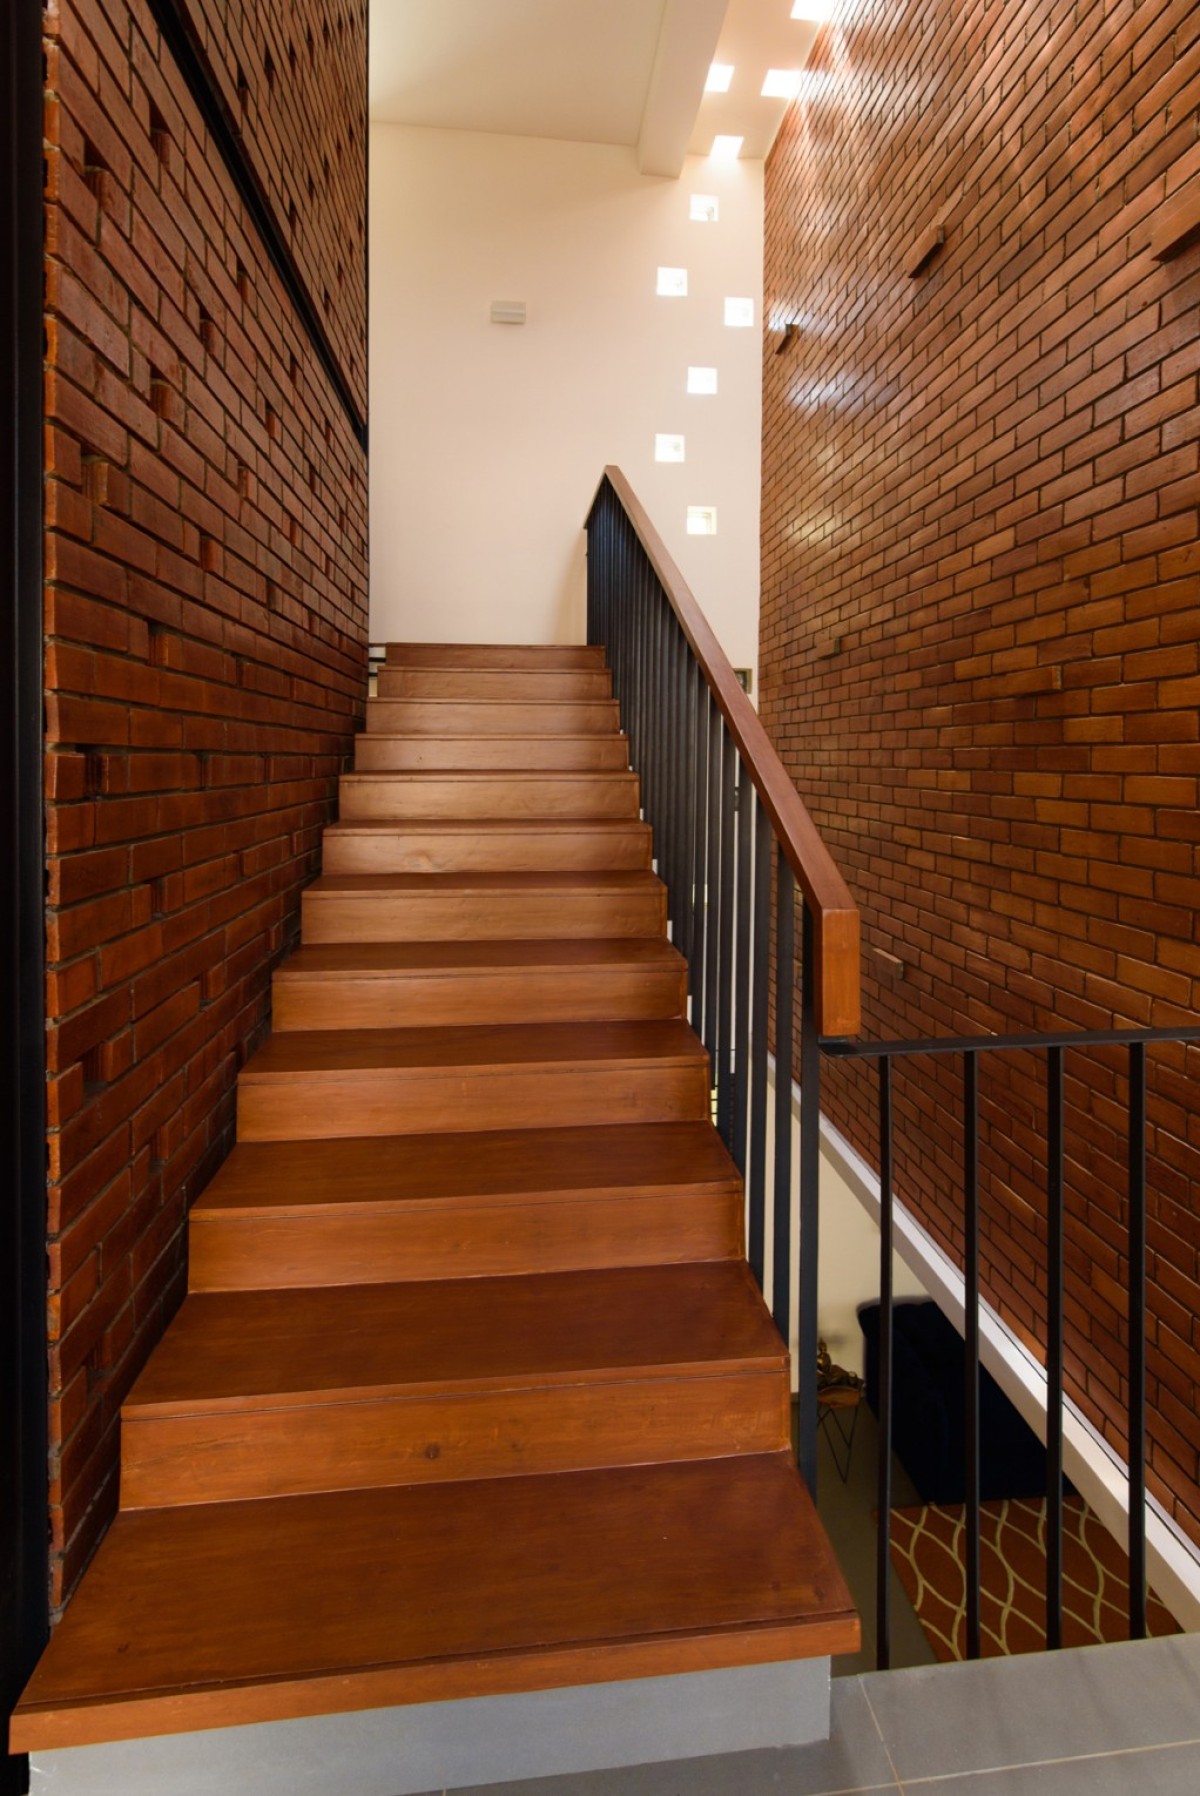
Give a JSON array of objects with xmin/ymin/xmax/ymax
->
[
  {"xmin": 827, "ymin": 1024, "xmax": 1200, "ymax": 1667},
  {"xmin": 586, "ymin": 469, "xmax": 860, "ymax": 1493},
  {"xmin": 587, "ymin": 467, "xmax": 1195, "ymax": 1672}
]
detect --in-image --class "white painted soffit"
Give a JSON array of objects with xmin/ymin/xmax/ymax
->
[
  {"xmin": 369, "ymin": 0, "xmax": 670, "ymax": 147},
  {"xmin": 638, "ymin": 0, "xmax": 730, "ymax": 178},
  {"xmin": 368, "ymin": 0, "xmax": 826, "ymax": 169}
]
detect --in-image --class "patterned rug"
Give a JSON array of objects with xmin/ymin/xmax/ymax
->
[{"xmin": 889, "ymin": 1494, "xmax": 1181, "ymax": 1662}]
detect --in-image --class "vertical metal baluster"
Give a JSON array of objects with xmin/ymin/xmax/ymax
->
[
  {"xmin": 690, "ymin": 669, "xmax": 708, "ymax": 1039},
  {"xmin": 610, "ymin": 502, "xmax": 617, "ymax": 704},
  {"xmin": 748, "ymin": 802, "xmax": 771, "ymax": 1288},
  {"xmin": 657, "ymin": 608, "xmax": 669, "ymax": 920},
  {"xmin": 652, "ymin": 588, "xmax": 666, "ymax": 839},
  {"xmin": 680, "ymin": 655, "xmax": 698, "ymax": 986},
  {"xmin": 796, "ymin": 901, "xmax": 820, "ymax": 1496},
  {"xmin": 664, "ymin": 619, "xmax": 680, "ymax": 945},
  {"xmin": 772, "ymin": 851, "xmax": 795, "ymax": 1336},
  {"xmin": 585, "ymin": 519, "xmax": 593, "ymax": 646},
  {"xmin": 1046, "ymin": 1045, "xmax": 1065, "ymax": 1650},
  {"xmin": 612, "ymin": 503, "xmax": 620, "ymax": 684},
  {"xmin": 732, "ymin": 778, "xmax": 754, "ymax": 1176},
  {"xmin": 632, "ymin": 545, "xmax": 643, "ymax": 786},
  {"xmin": 964, "ymin": 1051, "xmax": 981, "ymax": 1662},
  {"xmin": 644, "ymin": 563, "xmax": 658, "ymax": 826},
  {"xmin": 1128, "ymin": 1041, "xmax": 1147, "ymax": 1642},
  {"xmin": 703, "ymin": 693, "xmax": 721, "ymax": 1066},
  {"xmin": 877, "ymin": 1056, "xmax": 894, "ymax": 1672},
  {"xmin": 716, "ymin": 724, "xmax": 736, "ymax": 1146},
  {"xmin": 642, "ymin": 584, "xmax": 651, "ymax": 776},
  {"xmin": 624, "ymin": 529, "xmax": 633, "ymax": 713},
  {"xmin": 673, "ymin": 627, "xmax": 689, "ymax": 954}
]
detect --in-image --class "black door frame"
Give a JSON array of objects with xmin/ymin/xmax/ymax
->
[{"xmin": 1, "ymin": 0, "xmax": 49, "ymax": 1788}]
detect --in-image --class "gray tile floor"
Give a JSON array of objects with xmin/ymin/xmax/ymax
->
[{"xmin": 454, "ymin": 1634, "xmax": 1200, "ymax": 1795}]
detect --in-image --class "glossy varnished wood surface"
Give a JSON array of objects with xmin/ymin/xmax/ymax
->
[
  {"xmin": 120, "ymin": 1265, "xmax": 790, "ymax": 1505},
  {"xmin": 13, "ymin": 1455, "xmax": 858, "ymax": 1749},
  {"xmin": 130, "ymin": 1263, "xmax": 782, "ymax": 1410},
  {"xmin": 235, "ymin": 1048, "xmax": 710, "ymax": 1140},
  {"xmin": 188, "ymin": 1188, "xmax": 744, "ymax": 1291},
  {"xmin": 321, "ymin": 818, "xmax": 652, "ymax": 874},
  {"xmin": 377, "ymin": 667, "xmax": 613, "ymax": 701},
  {"xmin": 14, "ymin": 640, "xmax": 859, "ymax": 1751},
  {"xmin": 194, "ymin": 1122, "xmax": 741, "ymax": 1217},
  {"xmin": 241, "ymin": 1019, "xmax": 707, "ymax": 1077},
  {"xmin": 383, "ymin": 644, "xmax": 605, "ymax": 669},
  {"xmin": 301, "ymin": 870, "xmax": 668, "ymax": 941},
  {"xmin": 271, "ymin": 938, "xmax": 685, "ymax": 1029},
  {"xmin": 354, "ymin": 734, "xmax": 630, "ymax": 771},
  {"xmin": 121, "ymin": 1372, "xmax": 789, "ymax": 1507},
  {"xmin": 274, "ymin": 939, "xmax": 687, "ymax": 981},
  {"xmin": 337, "ymin": 770, "xmax": 641, "ymax": 821},
  {"xmin": 187, "ymin": 1123, "xmax": 744, "ymax": 1288},
  {"xmin": 365, "ymin": 698, "xmax": 620, "ymax": 736}
]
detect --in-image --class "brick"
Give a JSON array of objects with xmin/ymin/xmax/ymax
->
[
  {"xmin": 765, "ymin": 0, "xmax": 1200, "ymax": 1551},
  {"xmin": 42, "ymin": 0, "xmax": 367, "ymax": 1608}
]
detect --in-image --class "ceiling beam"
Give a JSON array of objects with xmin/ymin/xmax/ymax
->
[{"xmin": 637, "ymin": 0, "xmax": 729, "ymax": 178}]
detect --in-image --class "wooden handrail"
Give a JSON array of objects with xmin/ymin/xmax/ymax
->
[{"xmin": 590, "ymin": 466, "xmax": 861, "ymax": 1039}]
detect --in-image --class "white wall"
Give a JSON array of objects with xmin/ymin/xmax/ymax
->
[
  {"xmin": 369, "ymin": 124, "xmax": 764, "ymax": 669},
  {"xmin": 763, "ymin": 1068, "xmax": 929, "ymax": 1382}
]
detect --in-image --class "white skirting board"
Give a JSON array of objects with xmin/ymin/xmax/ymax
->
[{"xmin": 30, "ymin": 1657, "xmax": 831, "ymax": 1796}]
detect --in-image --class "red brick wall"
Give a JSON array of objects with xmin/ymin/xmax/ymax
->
[
  {"xmin": 763, "ymin": 0, "xmax": 1200, "ymax": 1546},
  {"xmin": 170, "ymin": 0, "xmax": 367, "ymax": 416},
  {"xmin": 43, "ymin": 0, "xmax": 368, "ymax": 1604}
]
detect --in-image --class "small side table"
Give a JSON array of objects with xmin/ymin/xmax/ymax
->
[{"xmin": 817, "ymin": 1384, "xmax": 862, "ymax": 1484}]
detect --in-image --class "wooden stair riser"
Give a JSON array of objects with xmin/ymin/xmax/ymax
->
[
  {"xmin": 366, "ymin": 699, "xmax": 620, "ymax": 736},
  {"xmin": 272, "ymin": 963, "xmax": 687, "ymax": 1031},
  {"xmin": 355, "ymin": 736, "xmax": 630, "ymax": 772},
  {"xmin": 384, "ymin": 644, "xmax": 605, "ymax": 669},
  {"xmin": 377, "ymin": 669, "xmax": 612, "ymax": 702},
  {"xmin": 120, "ymin": 1370, "xmax": 791, "ymax": 1508},
  {"xmin": 338, "ymin": 774, "xmax": 640, "ymax": 823},
  {"xmin": 187, "ymin": 1187, "xmax": 744, "ymax": 1291},
  {"xmin": 301, "ymin": 885, "xmax": 667, "ymax": 943},
  {"xmin": 322, "ymin": 824, "xmax": 652, "ymax": 876},
  {"xmin": 237, "ymin": 1058, "xmax": 712, "ymax": 1141}
]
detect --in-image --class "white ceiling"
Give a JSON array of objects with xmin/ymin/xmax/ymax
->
[
  {"xmin": 370, "ymin": 0, "xmax": 826, "ymax": 167},
  {"xmin": 370, "ymin": 0, "xmax": 671, "ymax": 148}
]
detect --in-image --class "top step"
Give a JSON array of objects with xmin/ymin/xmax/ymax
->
[{"xmin": 384, "ymin": 644, "xmax": 604, "ymax": 669}]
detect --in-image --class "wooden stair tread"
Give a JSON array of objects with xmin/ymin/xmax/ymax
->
[
  {"xmin": 13, "ymin": 1455, "xmax": 858, "ymax": 1748},
  {"xmin": 241, "ymin": 1019, "xmax": 706, "ymax": 1078},
  {"xmin": 308, "ymin": 871, "xmax": 661, "ymax": 894},
  {"xmin": 127, "ymin": 1263, "xmax": 782, "ymax": 1412},
  {"xmin": 276, "ymin": 939, "xmax": 685, "ymax": 979},
  {"xmin": 341, "ymin": 771, "xmax": 636, "ymax": 786},
  {"xmin": 325, "ymin": 818, "xmax": 644, "ymax": 836},
  {"xmin": 365, "ymin": 705, "xmax": 621, "ymax": 740},
  {"xmin": 193, "ymin": 1121, "xmax": 740, "ymax": 1217}
]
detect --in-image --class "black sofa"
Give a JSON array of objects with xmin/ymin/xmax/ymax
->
[{"xmin": 858, "ymin": 1298, "xmax": 1048, "ymax": 1504}]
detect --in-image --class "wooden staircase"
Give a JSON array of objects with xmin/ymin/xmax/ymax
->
[{"xmin": 13, "ymin": 644, "xmax": 857, "ymax": 1772}]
